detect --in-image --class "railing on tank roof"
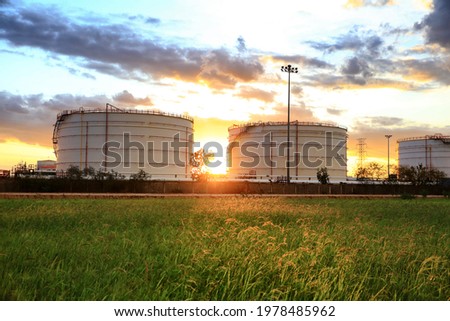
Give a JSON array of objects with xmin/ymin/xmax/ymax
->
[
  {"xmin": 56, "ymin": 107, "xmax": 194, "ymax": 122},
  {"xmin": 397, "ymin": 134, "xmax": 450, "ymax": 143},
  {"xmin": 228, "ymin": 121, "xmax": 347, "ymax": 131}
]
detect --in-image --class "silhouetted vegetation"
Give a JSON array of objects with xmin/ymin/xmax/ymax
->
[
  {"xmin": 190, "ymin": 148, "xmax": 213, "ymax": 181},
  {"xmin": 130, "ymin": 169, "xmax": 150, "ymax": 180},
  {"xmin": 316, "ymin": 167, "xmax": 330, "ymax": 184},
  {"xmin": 398, "ymin": 164, "xmax": 446, "ymax": 186},
  {"xmin": 355, "ymin": 162, "xmax": 385, "ymax": 181}
]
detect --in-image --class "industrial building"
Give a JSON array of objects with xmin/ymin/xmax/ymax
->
[
  {"xmin": 36, "ymin": 160, "xmax": 56, "ymax": 175},
  {"xmin": 398, "ymin": 134, "xmax": 450, "ymax": 176},
  {"xmin": 227, "ymin": 121, "xmax": 347, "ymax": 182},
  {"xmin": 53, "ymin": 104, "xmax": 194, "ymax": 179}
]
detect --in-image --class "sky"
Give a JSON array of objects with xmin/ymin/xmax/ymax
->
[{"xmin": 0, "ymin": 0, "xmax": 449, "ymax": 175}]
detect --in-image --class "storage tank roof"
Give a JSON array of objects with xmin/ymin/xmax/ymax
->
[
  {"xmin": 56, "ymin": 107, "xmax": 193, "ymax": 122},
  {"xmin": 397, "ymin": 134, "xmax": 450, "ymax": 143},
  {"xmin": 228, "ymin": 121, "xmax": 347, "ymax": 131}
]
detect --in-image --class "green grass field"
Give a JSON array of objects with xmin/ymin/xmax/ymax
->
[{"xmin": 0, "ymin": 197, "xmax": 449, "ymax": 300}]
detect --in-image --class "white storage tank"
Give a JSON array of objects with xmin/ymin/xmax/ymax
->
[
  {"xmin": 227, "ymin": 121, "xmax": 347, "ymax": 182},
  {"xmin": 53, "ymin": 104, "xmax": 194, "ymax": 180},
  {"xmin": 398, "ymin": 134, "xmax": 450, "ymax": 176}
]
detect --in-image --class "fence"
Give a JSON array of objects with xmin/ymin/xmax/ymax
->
[{"xmin": 0, "ymin": 178, "xmax": 448, "ymax": 195}]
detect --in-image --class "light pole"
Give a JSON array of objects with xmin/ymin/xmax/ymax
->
[
  {"xmin": 385, "ymin": 134, "xmax": 392, "ymax": 179},
  {"xmin": 281, "ymin": 64, "xmax": 298, "ymax": 184}
]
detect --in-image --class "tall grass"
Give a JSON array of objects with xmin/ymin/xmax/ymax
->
[{"xmin": 0, "ymin": 198, "xmax": 448, "ymax": 300}]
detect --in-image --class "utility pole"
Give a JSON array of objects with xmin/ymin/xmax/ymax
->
[{"xmin": 385, "ymin": 134, "xmax": 392, "ymax": 179}]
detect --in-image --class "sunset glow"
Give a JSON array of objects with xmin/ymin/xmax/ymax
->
[{"xmin": 1, "ymin": 0, "xmax": 449, "ymax": 177}]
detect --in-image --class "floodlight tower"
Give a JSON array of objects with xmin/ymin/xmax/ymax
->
[{"xmin": 281, "ymin": 64, "xmax": 298, "ymax": 183}]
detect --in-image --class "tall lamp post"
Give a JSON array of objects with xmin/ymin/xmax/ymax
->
[
  {"xmin": 281, "ymin": 64, "xmax": 298, "ymax": 184},
  {"xmin": 385, "ymin": 134, "xmax": 392, "ymax": 179}
]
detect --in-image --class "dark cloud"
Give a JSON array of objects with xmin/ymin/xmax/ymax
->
[
  {"xmin": 342, "ymin": 57, "xmax": 367, "ymax": 75},
  {"xmin": 236, "ymin": 36, "xmax": 247, "ymax": 53},
  {"xmin": 235, "ymin": 86, "xmax": 275, "ymax": 103},
  {"xmin": 199, "ymin": 49, "xmax": 264, "ymax": 89},
  {"xmin": 305, "ymin": 25, "xmax": 450, "ymax": 89},
  {"xmin": 309, "ymin": 34, "xmax": 364, "ymax": 53},
  {"xmin": 0, "ymin": 91, "xmax": 29, "ymax": 114},
  {"xmin": 0, "ymin": 6, "xmax": 263, "ymax": 89},
  {"xmin": 0, "ymin": 91, "xmax": 63, "ymax": 146},
  {"xmin": 309, "ymin": 29, "xmax": 384, "ymax": 58},
  {"xmin": 341, "ymin": 56, "xmax": 373, "ymax": 85},
  {"xmin": 64, "ymin": 66, "xmax": 96, "ymax": 80},
  {"xmin": 302, "ymin": 72, "xmax": 417, "ymax": 90},
  {"xmin": 0, "ymin": 90, "xmax": 156, "ymax": 146},
  {"xmin": 272, "ymin": 55, "xmax": 333, "ymax": 69},
  {"xmin": 416, "ymin": 0, "xmax": 450, "ymax": 49},
  {"xmin": 380, "ymin": 23, "xmax": 411, "ymax": 36},
  {"xmin": 113, "ymin": 90, "xmax": 153, "ymax": 106},
  {"xmin": 401, "ymin": 58, "xmax": 450, "ymax": 85}
]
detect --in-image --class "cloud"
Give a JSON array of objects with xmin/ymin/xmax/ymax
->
[
  {"xmin": 305, "ymin": 24, "xmax": 450, "ymax": 89},
  {"xmin": 400, "ymin": 58, "xmax": 450, "ymax": 85},
  {"xmin": 341, "ymin": 56, "xmax": 373, "ymax": 85},
  {"xmin": 113, "ymin": 90, "xmax": 153, "ymax": 106},
  {"xmin": 309, "ymin": 29, "xmax": 384, "ymax": 58},
  {"xmin": 236, "ymin": 36, "xmax": 247, "ymax": 53},
  {"xmin": 0, "ymin": 6, "xmax": 263, "ymax": 89},
  {"xmin": 127, "ymin": 15, "xmax": 161, "ymax": 25},
  {"xmin": 415, "ymin": 0, "xmax": 450, "ymax": 49},
  {"xmin": 302, "ymin": 73, "xmax": 417, "ymax": 90},
  {"xmin": 249, "ymin": 102, "xmax": 318, "ymax": 123},
  {"xmin": 271, "ymin": 55, "xmax": 333, "ymax": 69},
  {"xmin": 345, "ymin": 0, "xmax": 395, "ymax": 8},
  {"xmin": 356, "ymin": 116, "xmax": 405, "ymax": 127},
  {"xmin": 326, "ymin": 107, "xmax": 346, "ymax": 116},
  {"xmin": 291, "ymin": 86, "xmax": 304, "ymax": 97},
  {"xmin": 199, "ymin": 48, "xmax": 264, "ymax": 89},
  {"xmin": 235, "ymin": 86, "xmax": 275, "ymax": 103}
]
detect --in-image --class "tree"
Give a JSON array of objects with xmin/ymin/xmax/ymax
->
[
  {"xmin": 367, "ymin": 162, "xmax": 385, "ymax": 181},
  {"xmin": 355, "ymin": 167, "xmax": 369, "ymax": 181},
  {"xmin": 190, "ymin": 148, "xmax": 214, "ymax": 181},
  {"xmin": 398, "ymin": 164, "xmax": 446, "ymax": 186},
  {"xmin": 355, "ymin": 162, "xmax": 385, "ymax": 181},
  {"xmin": 83, "ymin": 166, "xmax": 96, "ymax": 177},
  {"xmin": 66, "ymin": 165, "xmax": 82, "ymax": 179},
  {"xmin": 93, "ymin": 169, "xmax": 125, "ymax": 180},
  {"xmin": 316, "ymin": 167, "xmax": 330, "ymax": 184},
  {"xmin": 130, "ymin": 169, "xmax": 149, "ymax": 180}
]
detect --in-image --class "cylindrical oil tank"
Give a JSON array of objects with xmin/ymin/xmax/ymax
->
[
  {"xmin": 53, "ymin": 106, "xmax": 194, "ymax": 179},
  {"xmin": 227, "ymin": 121, "xmax": 347, "ymax": 182},
  {"xmin": 398, "ymin": 134, "xmax": 450, "ymax": 176}
]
